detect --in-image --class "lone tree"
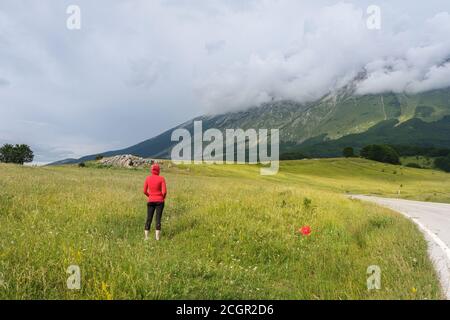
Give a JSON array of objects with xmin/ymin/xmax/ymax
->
[
  {"xmin": 360, "ymin": 144, "xmax": 400, "ymax": 165},
  {"xmin": 0, "ymin": 144, "xmax": 34, "ymax": 165},
  {"xmin": 342, "ymin": 147, "xmax": 355, "ymax": 158}
]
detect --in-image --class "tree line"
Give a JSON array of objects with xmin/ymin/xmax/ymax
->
[{"xmin": 343, "ymin": 145, "xmax": 450, "ymax": 172}]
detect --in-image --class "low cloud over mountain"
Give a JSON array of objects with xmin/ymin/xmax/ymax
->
[{"xmin": 197, "ymin": 4, "xmax": 450, "ymax": 112}]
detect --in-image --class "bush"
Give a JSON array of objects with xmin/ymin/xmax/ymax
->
[
  {"xmin": 405, "ymin": 163, "xmax": 422, "ymax": 169},
  {"xmin": 0, "ymin": 144, "xmax": 34, "ymax": 165},
  {"xmin": 435, "ymin": 155, "xmax": 450, "ymax": 172},
  {"xmin": 360, "ymin": 144, "xmax": 400, "ymax": 165},
  {"xmin": 95, "ymin": 155, "xmax": 104, "ymax": 161},
  {"xmin": 303, "ymin": 197, "xmax": 312, "ymax": 209},
  {"xmin": 391, "ymin": 145, "xmax": 450, "ymax": 157},
  {"xmin": 342, "ymin": 147, "xmax": 355, "ymax": 158},
  {"xmin": 280, "ymin": 152, "xmax": 308, "ymax": 160},
  {"xmin": 78, "ymin": 162, "xmax": 86, "ymax": 168}
]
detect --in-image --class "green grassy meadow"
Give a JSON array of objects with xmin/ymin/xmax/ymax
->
[{"xmin": 1, "ymin": 158, "xmax": 449, "ymax": 299}]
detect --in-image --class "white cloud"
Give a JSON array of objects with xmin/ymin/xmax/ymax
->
[
  {"xmin": 0, "ymin": 78, "xmax": 10, "ymax": 86},
  {"xmin": 356, "ymin": 12, "xmax": 450, "ymax": 95},
  {"xmin": 197, "ymin": 2, "xmax": 450, "ymax": 111},
  {"xmin": 126, "ymin": 57, "xmax": 169, "ymax": 88}
]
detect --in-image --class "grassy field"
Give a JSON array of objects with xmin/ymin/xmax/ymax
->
[{"xmin": 0, "ymin": 158, "xmax": 449, "ymax": 299}]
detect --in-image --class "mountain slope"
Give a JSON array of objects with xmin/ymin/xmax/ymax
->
[
  {"xmin": 50, "ymin": 87, "xmax": 450, "ymax": 164},
  {"xmin": 294, "ymin": 116, "xmax": 450, "ymax": 157}
]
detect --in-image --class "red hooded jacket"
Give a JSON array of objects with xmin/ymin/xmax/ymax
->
[{"xmin": 143, "ymin": 164, "xmax": 167, "ymax": 203}]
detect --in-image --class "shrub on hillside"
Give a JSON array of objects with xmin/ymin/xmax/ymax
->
[
  {"xmin": 391, "ymin": 145, "xmax": 450, "ymax": 157},
  {"xmin": 435, "ymin": 155, "xmax": 450, "ymax": 172},
  {"xmin": 360, "ymin": 144, "xmax": 400, "ymax": 165},
  {"xmin": 280, "ymin": 152, "xmax": 308, "ymax": 160},
  {"xmin": 405, "ymin": 163, "xmax": 422, "ymax": 169},
  {"xmin": 342, "ymin": 147, "xmax": 355, "ymax": 158}
]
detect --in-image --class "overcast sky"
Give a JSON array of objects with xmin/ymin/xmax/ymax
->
[{"xmin": 1, "ymin": 0, "xmax": 450, "ymax": 163}]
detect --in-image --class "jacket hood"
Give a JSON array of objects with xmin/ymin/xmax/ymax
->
[{"xmin": 151, "ymin": 163, "xmax": 160, "ymax": 175}]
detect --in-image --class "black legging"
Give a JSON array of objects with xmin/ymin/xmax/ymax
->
[{"xmin": 145, "ymin": 202, "xmax": 164, "ymax": 231}]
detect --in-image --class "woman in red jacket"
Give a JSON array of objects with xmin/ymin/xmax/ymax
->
[{"xmin": 143, "ymin": 163, "xmax": 167, "ymax": 241}]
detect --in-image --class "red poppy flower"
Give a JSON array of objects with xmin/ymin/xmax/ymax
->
[{"xmin": 299, "ymin": 226, "xmax": 311, "ymax": 236}]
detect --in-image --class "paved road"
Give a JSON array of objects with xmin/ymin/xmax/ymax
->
[{"xmin": 350, "ymin": 195, "xmax": 450, "ymax": 299}]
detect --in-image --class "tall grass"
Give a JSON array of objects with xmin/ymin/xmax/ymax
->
[{"xmin": 0, "ymin": 159, "xmax": 445, "ymax": 299}]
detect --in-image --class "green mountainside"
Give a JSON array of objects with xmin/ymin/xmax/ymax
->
[
  {"xmin": 50, "ymin": 87, "xmax": 450, "ymax": 164},
  {"xmin": 294, "ymin": 116, "xmax": 450, "ymax": 157}
]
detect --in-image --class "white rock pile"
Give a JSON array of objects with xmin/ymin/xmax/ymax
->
[{"xmin": 99, "ymin": 154, "xmax": 155, "ymax": 168}]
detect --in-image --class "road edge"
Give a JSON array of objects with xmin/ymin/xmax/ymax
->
[{"xmin": 349, "ymin": 195, "xmax": 450, "ymax": 300}]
